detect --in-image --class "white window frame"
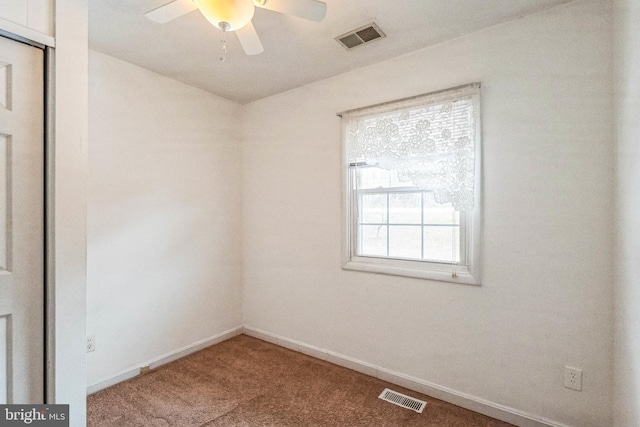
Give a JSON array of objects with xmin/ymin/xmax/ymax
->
[{"xmin": 340, "ymin": 84, "xmax": 482, "ymax": 285}]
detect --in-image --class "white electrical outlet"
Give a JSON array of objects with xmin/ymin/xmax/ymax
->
[
  {"xmin": 564, "ymin": 366, "xmax": 582, "ymax": 391},
  {"xmin": 87, "ymin": 335, "xmax": 96, "ymax": 353}
]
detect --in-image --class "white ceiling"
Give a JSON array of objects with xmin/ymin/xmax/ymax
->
[{"xmin": 89, "ymin": 0, "xmax": 573, "ymax": 104}]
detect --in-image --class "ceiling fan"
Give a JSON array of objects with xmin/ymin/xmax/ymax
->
[{"xmin": 145, "ymin": 0, "xmax": 327, "ymax": 58}]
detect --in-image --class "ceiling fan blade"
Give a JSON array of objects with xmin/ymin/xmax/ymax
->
[
  {"xmin": 255, "ymin": 0, "xmax": 327, "ymax": 22},
  {"xmin": 144, "ymin": 0, "xmax": 198, "ymax": 24},
  {"xmin": 235, "ymin": 21, "xmax": 264, "ymax": 55}
]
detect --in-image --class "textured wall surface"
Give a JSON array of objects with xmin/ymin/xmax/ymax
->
[
  {"xmin": 87, "ymin": 50, "xmax": 243, "ymax": 386},
  {"xmin": 242, "ymin": 1, "xmax": 614, "ymax": 425}
]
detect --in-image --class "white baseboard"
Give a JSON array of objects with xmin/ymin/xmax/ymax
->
[
  {"xmin": 242, "ymin": 326, "xmax": 571, "ymax": 427},
  {"xmin": 86, "ymin": 326, "xmax": 243, "ymax": 395},
  {"xmin": 85, "ymin": 324, "xmax": 571, "ymax": 427}
]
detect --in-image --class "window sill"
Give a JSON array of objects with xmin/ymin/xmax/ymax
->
[{"xmin": 342, "ymin": 258, "xmax": 480, "ymax": 286}]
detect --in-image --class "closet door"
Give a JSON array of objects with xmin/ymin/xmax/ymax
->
[{"xmin": 0, "ymin": 35, "xmax": 44, "ymax": 404}]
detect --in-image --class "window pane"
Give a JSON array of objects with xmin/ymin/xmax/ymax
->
[
  {"xmin": 356, "ymin": 167, "xmax": 410, "ymax": 189},
  {"xmin": 356, "ymin": 167, "xmax": 392, "ymax": 189},
  {"xmin": 360, "ymin": 194, "xmax": 387, "ymax": 224},
  {"xmin": 424, "ymin": 226, "xmax": 460, "ymax": 263},
  {"xmin": 389, "ymin": 193, "xmax": 421, "ymax": 224},
  {"xmin": 424, "ymin": 192, "xmax": 459, "ymax": 225},
  {"xmin": 359, "ymin": 225, "xmax": 387, "ymax": 256},
  {"xmin": 389, "ymin": 226, "xmax": 422, "ymax": 259}
]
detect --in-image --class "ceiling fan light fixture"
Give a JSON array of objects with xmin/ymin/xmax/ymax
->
[
  {"xmin": 144, "ymin": 0, "xmax": 326, "ymax": 58},
  {"xmin": 194, "ymin": 0, "xmax": 255, "ymax": 31}
]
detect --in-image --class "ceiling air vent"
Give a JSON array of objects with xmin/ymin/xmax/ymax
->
[{"xmin": 336, "ymin": 23, "xmax": 386, "ymax": 50}]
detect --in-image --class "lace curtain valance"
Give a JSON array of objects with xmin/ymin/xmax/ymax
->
[{"xmin": 342, "ymin": 83, "xmax": 480, "ymax": 211}]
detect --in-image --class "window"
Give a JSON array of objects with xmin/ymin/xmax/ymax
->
[{"xmin": 341, "ymin": 83, "xmax": 481, "ymax": 285}]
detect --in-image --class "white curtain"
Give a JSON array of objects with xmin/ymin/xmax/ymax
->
[{"xmin": 343, "ymin": 83, "xmax": 480, "ymax": 211}]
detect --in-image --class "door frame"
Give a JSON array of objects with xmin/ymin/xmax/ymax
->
[
  {"xmin": 6, "ymin": 36, "xmax": 81, "ymax": 407},
  {"xmin": 0, "ymin": 3, "xmax": 89, "ymax": 424}
]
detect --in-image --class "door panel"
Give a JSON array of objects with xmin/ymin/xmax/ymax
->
[{"xmin": 0, "ymin": 35, "xmax": 44, "ymax": 404}]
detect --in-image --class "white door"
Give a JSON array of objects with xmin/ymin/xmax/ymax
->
[{"xmin": 0, "ymin": 35, "xmax": 44, "ymax": 404}]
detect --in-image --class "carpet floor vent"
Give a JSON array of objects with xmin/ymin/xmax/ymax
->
[{"xmin": 378, "ymin": 388, "xmax": 426, "ymax": 413}]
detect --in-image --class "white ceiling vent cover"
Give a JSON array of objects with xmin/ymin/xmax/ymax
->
[
  {"xmin": 378, "ymin": 388, "xmax": 426, "ymax": 413},
  {"xmin": 335, "ymin": 23, "xmax": 386, "ymax": 50}
]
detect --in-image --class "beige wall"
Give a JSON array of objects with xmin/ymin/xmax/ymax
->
[
  {"xmin": 241, "ymin": 1, "xmax": 614, "ymax": 426},
  {"xmin": 86, "ymin": 50, "xmax": 244, "ymax": 386},
  {"xmin": 613, "ymin": 0, "xmax": 640, "ymax": 425}
]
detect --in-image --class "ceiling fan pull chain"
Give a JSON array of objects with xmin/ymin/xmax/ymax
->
[
  {"xmin": 219, "ymin": 36, "xmax": 227, "ymax": 62},
  {"xmin": 218, "ymin": 21, "xmax": 230, "ymax": 62}
]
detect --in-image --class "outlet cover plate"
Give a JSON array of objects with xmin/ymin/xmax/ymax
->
[
  {"xmin": 564, "ymin": 366, "xmax": 582, "ymax": 391},
  {"xmin": 87, "ymin": 335, "xmax": 96, "ymax": 353}
]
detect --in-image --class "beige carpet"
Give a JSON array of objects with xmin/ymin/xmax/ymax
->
[{"xmin": 87, "ymin": 335, "xmax": 513, "ymax": 426}]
